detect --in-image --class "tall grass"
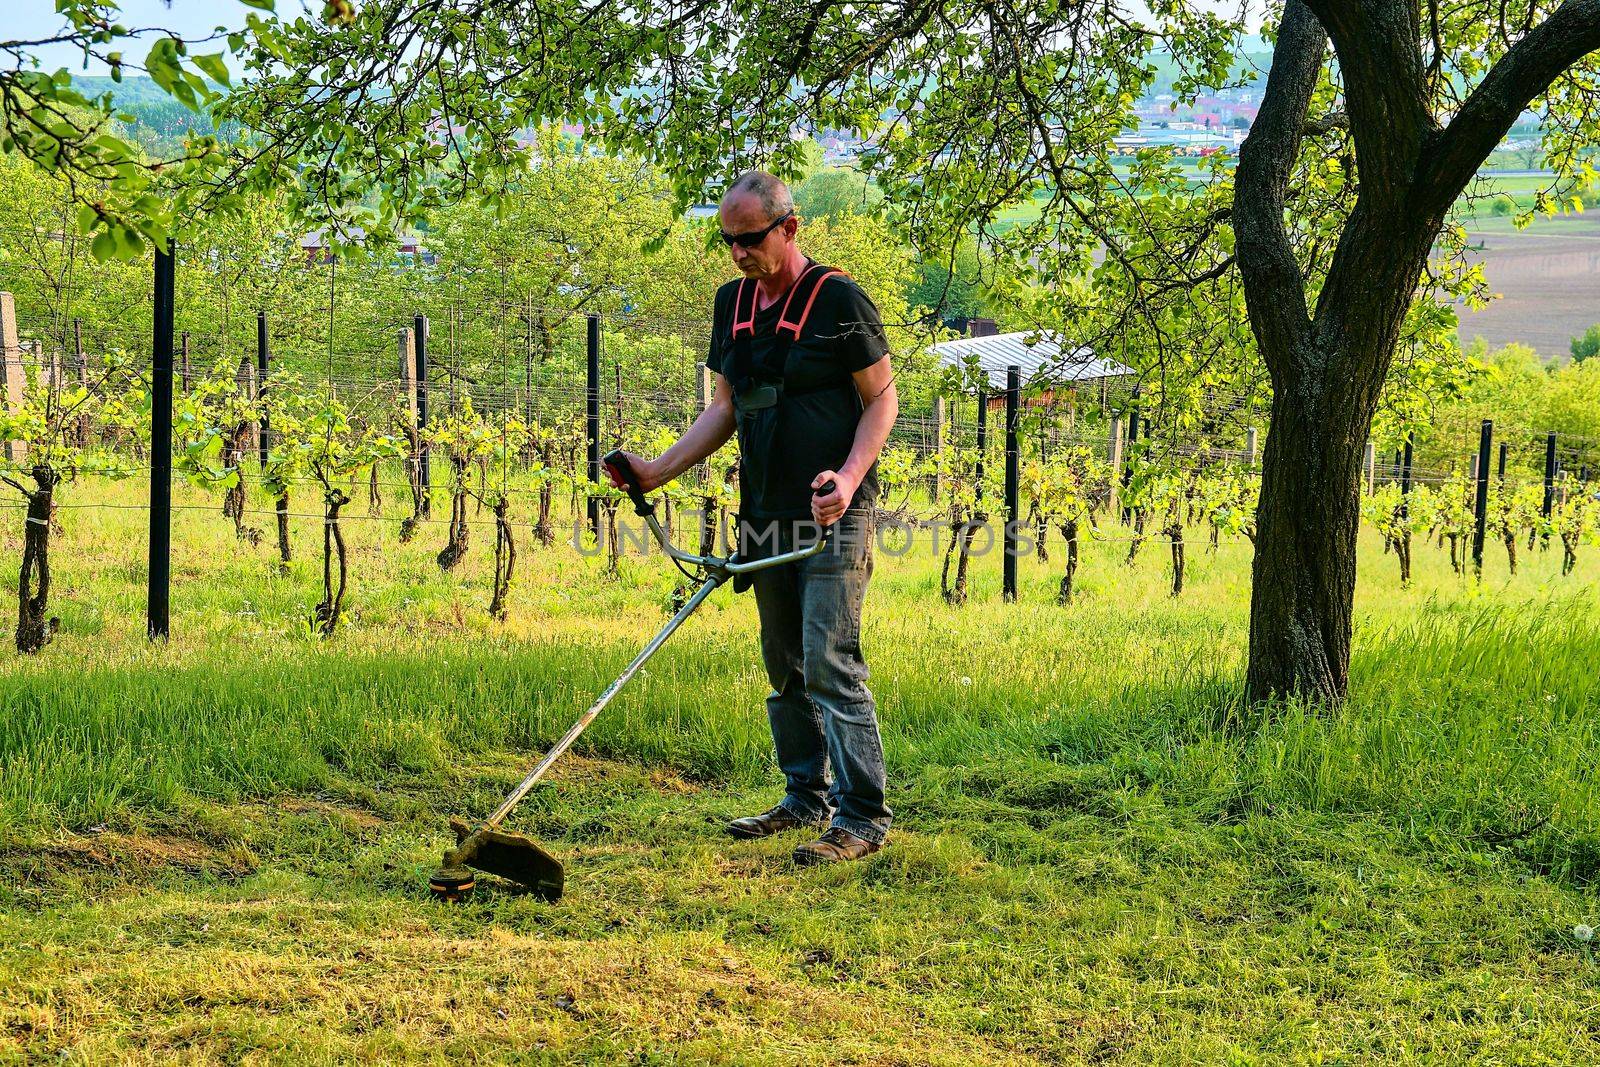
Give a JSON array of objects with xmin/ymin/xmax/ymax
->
[{"xmin": 0, "ymin": 472, "xmax": 1596, "ymax": 886}]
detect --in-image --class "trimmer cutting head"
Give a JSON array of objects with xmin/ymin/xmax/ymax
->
[{"xmin": 429, "ymin": 817, "xmax": 564, "ymax": 903}]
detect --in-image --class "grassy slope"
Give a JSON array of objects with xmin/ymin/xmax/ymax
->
[{"xmin": 2, "ymin": 475, "xmax": 1599, "ymax": 1063}]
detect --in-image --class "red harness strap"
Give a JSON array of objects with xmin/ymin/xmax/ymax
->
[{"xmin": 731, "ymin": 261, "xmax": 849, "ymax": 341}]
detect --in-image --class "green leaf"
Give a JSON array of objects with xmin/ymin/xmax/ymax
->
[{"xmin": 193, "ymin": 53, "xmax": 231, "ymax": 87}]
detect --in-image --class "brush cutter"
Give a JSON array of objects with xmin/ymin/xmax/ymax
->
[{"xmin": 429, "ymin": 450, "xmax": 833, "ymax": 902}]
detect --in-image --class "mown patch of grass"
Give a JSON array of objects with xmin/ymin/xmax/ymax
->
[{"xmin": 0, "ymin": 476, "xmax": 1597, "ymax": 1061}]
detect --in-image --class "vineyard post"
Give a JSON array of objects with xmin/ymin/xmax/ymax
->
[
  {"xmin": 932, "ymin": 394, "xmax": 945, "ymax": 504},
  {"xmin": 1246, "ymin": 426, "xmax": 1259, "ymax": 468},
  {"xmin": 398, "ymin": 328, "xmax": 417, "ymax": 422},
  {"xmin": 1498, "ymin": 442, "xmax": 1508, "ymax": 481},
  {"xmin": 0, "ymin": 292, "xmax": 23, "ymax": 463},
  {"xmin": 1107, "ymin": 416, "xmax": 1124, "ymax": 516},
  {"xmin": 414, "ymin": 313, "xmax": 431, "ymax": 517},
  {"xmin": 974, "ymin": 381, "xmax": 987, "ymax": 507},
  {"xmin": 1472, "ymin": 419, "xmax": 1492, "ymax": 576},
  {"xmin": 1121, "ymin": 387, "xmax": 1140, "ymax": 523},
  {"xmin": 1003, "ymin": 364, "xmax": 1020, "ymax": 603},
  {"xmin": 1363, "ymin": 442, "xmax": 1375, "ymax": 494},
  {"xmin": 148, "ymin": 240, "xmax": 175, "ymax": 641},
  {"xmin": 256, "ymin": 311, "xmax": 270, "ymax": 471},
  {"xmin": 586, "ymin": 312, "xmax": 601, "ymax": 538},
  {"xmin": 1400, "ymin": 436, "xmax": 1414, "ymax": 505},
  {"xmin": 1543, "ymin": 432, "xmax": 1557, "ymax": 518}
]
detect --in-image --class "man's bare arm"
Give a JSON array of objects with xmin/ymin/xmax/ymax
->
[
  {"xmin": 811, "ymin": 357, "xmax": 898, "ymax": 526},
  {"xmin": 606, "ymin": 373, "xmax": 736, "ymax": 492}
]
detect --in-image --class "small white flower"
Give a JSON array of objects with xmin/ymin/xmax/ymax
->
[
  {"xmin": 960, "ymin": 676, "xmax": 973, "ymax": 686},
  {"xmin": 1575, "ymin": 924, "xmax": 1594, "ymax": 942}
]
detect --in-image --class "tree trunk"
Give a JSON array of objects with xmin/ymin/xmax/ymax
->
[
  {"xmin": 489, "ymin": 497, "xmax": 514, "ymax": 619},
  {"xmin": 1167, "ymin": 520, "xmax": 1185, "ymax": 596},
  {"xmin": 16, "ymin": 465, "xmax": 58, "ymax": 653},
  {"xmin": 437, "ymin": 485, "xmax": 470, "ymax": 570},
  {"xmin": 698, "ymin": 495, "xmax": 717, "ymax": 557},
  {"xmin": 1057, "ymin": 518, "xmax": 1078, "ymax": 605},
  {"xmin": 1232, "ymin": 0, "xmax": 1600, "ymax": 702},
  {"xmin": 400, "ymin": 428, "xmax": 424, "ymax": 543},
  {"xmin": 603, "ymin": 500, "xmax": 620, "ymax": 579},
  {"xmin": 535, "ymin": 441, "xmax": 555, "ymax": 546},
  {"xmin": 1244, "ymin": 385, "xmax": 1366, "ymax": 704},
  {"xmin": 949, "ymin": 516, "xmax": 980, "ymax": 606},
  {"xmin": 313, "ymin": 488, "xmax": 349, "ymax": 637},
  {"xmin": 1125, "ymin": 509, "xmax": 1145, "ymax": 565},
  {"xmin": 275, "ymin": 492, "xmax": 291, "ymax": 569}
]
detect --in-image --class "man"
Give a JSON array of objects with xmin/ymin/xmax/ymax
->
[{"xmin": 607, "ymin": 170, "xmax": 898, "ymax": 864}]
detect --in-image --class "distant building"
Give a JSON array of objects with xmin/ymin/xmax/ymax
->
[
  {"xmin": 298, "ymin": 228, "xmax": 434, "ymax": 266},
  {"xmin": 929, "ymin": 327, "xmax": 1134, "ymax": 405}
]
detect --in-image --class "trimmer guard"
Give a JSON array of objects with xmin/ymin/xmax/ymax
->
[{"xmin": 448, "ymin": 817, "xmax": 564, "ymax": 901}]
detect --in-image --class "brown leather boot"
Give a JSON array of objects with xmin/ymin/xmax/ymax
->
[
  {"xmin": 792, "ymin": 827, "xmax": 882, "ymax": 865},
  {"xmin": 726, "ymin": 804, "xmax": 825, "ymax": 839}
]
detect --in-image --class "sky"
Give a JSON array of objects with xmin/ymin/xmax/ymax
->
[{"xmin": 11, "ymin": 1, "xmax": 276, "ymax": 75}]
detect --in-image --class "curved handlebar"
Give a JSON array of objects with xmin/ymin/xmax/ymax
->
[{"xmin": 601, "ymin": 449, "xmax": 842, "ymax": 578}]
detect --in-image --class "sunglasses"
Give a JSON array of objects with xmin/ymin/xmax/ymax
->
[{"xmin": 719, "ymin": 210, "xmax": 794, "ymax": 248}]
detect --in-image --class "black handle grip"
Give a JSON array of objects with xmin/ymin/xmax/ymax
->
[
  {"xmin": 602, "ymin": 449, "xmax": 655, "ymax": 516},
  {"xmin": 815, "ymin": 479, "xmax": 837, "ymax": 497}
]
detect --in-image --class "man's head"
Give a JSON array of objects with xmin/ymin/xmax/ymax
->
[{"xmin": 719, "ymin": 171, "xmax": 799, "ymax": 279}]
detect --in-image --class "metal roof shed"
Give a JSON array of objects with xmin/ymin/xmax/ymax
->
[{"xmin": 928, "ymin": 332, "xmax": 1133, "ymax": 391}]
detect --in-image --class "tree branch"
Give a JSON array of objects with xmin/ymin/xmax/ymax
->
[
  {"xmin": 1234, "ymin": 0, "xmax": 1325, "ymax": 382},
  {"xmin": 1303, "ymin": 111, "xmax": 1348, "ymax": 136},
  {"xmin": 1302, "ymin": 0, "xmax": 1433, "ymax": 209},
  {"xmin": 1418, "ymin": 0, "xmax": 1600, "ymax": 215}
]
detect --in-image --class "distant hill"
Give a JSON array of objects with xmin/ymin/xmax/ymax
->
[{"xmin": 74, "ymin": 75, "xmax": 222, "ymax": 154}]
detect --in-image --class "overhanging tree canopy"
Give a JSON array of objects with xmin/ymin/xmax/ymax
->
[{"xmin": 7, "ymin": 0, "xmax": 1600, "ymax": 703}]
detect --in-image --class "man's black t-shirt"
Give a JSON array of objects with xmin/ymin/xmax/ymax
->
[{"xmin": 706, "ymin": 265, "xmax": 889, "ymax": 520}]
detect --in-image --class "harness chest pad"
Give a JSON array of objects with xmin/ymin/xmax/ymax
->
[{"xmin": 729, "ymin": 263, "xmax": 849, "ymax": 412}]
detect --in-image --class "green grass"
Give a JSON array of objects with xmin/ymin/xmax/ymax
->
[
  {"xmin": 2, "ymin": 475, "xmax": 1599, "ymax": 1062},
  {"xmin": 991, "ymin": 171, "xmax": 1591, "ymax": 233}
]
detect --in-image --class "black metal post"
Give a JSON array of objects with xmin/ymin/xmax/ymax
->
[
  {"xmin": 974, "ymin": 383, "xmax": 987, "ymax": 507},
  {"xmin": 1399, "ymin": 436, "xmax": 1414, "ymax": 518},
  {"xmin": 586, "ymin": 313, "xmax": 601, "ymax": 537},
  {"xmin": 1121, "ymin": 388, "xmax": 1140, "ymax": 522},
  {"xmin": 1497, "ymin": 442, "xmax": 1508, "ymax": 481},
  {"xmin": 256, "ymin": 311, "xmax": 270, "ymax": 470},
  {"xmin": 414, "ymin": 313, "xmax": 430, "ymax": 517},
  {"xmin": 1543, "ymin": 432, "xmax": 1557, "ymax": 517},
  {"xmin": 1472, "ymin": 419, "xmax": 1492, "ymax": 574},
  {"xmin": 148, "ymin": 241, "xmax": 175, "ymax": 641},
  {"xmin": 1003, "ymin": 365, "xmax": 1020, "ymax": 603}
]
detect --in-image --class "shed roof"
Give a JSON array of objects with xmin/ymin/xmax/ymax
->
[{"xmin": 928, "ymin": 332, "xmax": 1134, "ymax": 390}]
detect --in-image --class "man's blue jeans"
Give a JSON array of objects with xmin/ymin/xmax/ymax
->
[{"xmin": 747, "ymin": 510, "xmax": 891, "ymax": 845}]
